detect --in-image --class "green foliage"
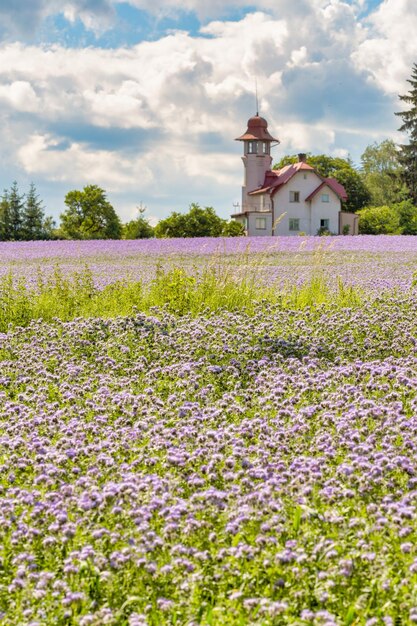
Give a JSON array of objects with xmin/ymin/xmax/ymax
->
[
  {"xmin": 8, "ymin": 181, "xmax": 24, "ymax": 240},
  {"xmin": 396, "ymin": 199, "xmax": 417, "ymax": 234},
  {"xmin": 22, "ymin": 182, "xmax": 48, "ymax": 240},
  {"xmin": 334, "ymin": 166, "xmax": 372, "ymax": 213},
  {"xmin": 123, "ymin": 202, "xmax": 155, "ymax": 239},
  {"xmin": 357, "ymin": 200, "xmax": 417, "ymax": 235},
  {"xmin": 360, "ymin": 139, "xmax": 407, "ymax": 207},
  {"xmin": 273, "ymin": 154, "xmax": 371, "ymax": 213},
  {"xmin": 60, "ymin": 185, "xmax": 122, "ymax": 240},
  {"xmin": 396, "ymin": 63, "xmax": 417, "ymax": 203},
  {"xmin": 357, "ymin": 205, "xmax": 401, "ymax": 234},
  {"xmin": 0, "ymin": 182, "xmax": 56, "ymax": 241},
  {"xmin": 155, "ymin": 203, "xmax": 225, "ymax": 238},
  {"xmin": 0, "ymin": 257, "xmax": 364, "ymax": 331},
  {"xmin": 0, "ymin": 189, "xmax": 11, "ymax": 241},
  {"xmin": 123, "ymin": 217, "xmax": 154, "ymax": 239},
  {"xmin": 221, "ymin": 220, "xmax": 246, "ymax": 236}
]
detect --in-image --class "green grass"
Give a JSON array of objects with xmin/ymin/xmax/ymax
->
[{"xmin": 0, "ymin": 261, "xmax": 364, "ymax": 331}]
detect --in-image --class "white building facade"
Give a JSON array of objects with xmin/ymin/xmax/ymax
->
[{"xmin": 231, "ymin": 115, "xmax": 356, "ymax": 236}]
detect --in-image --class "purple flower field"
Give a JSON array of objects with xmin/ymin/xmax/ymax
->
[
  {"xmin": 1, "ymin": 236, "xmax": 417, "ymax": 292},
  {"xmin": 1, "ymin": 237, "xmax": 417, "ymax": 624}
]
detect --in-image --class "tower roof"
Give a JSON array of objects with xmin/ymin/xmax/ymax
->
[{"xmin": 235, "ymin": 115, "xmax": 279, "ymax": 142}]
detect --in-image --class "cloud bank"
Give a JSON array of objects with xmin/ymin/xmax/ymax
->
[{"xmin": 0, "ymin": 0, "xmax": 416, "ymax": 220}]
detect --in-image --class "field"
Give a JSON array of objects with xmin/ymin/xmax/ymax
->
[{"xmin": 2, "ymin": 236, "xmax": 417, "ymax": 625}]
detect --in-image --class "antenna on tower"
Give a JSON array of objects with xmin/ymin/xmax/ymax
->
[{"xmin": 255, "ymin": 78, "xmax": 259, "ymax": 116}]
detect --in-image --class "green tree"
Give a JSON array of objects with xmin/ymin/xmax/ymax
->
[
  {"xmin": 357, "ymin": 205, "xmax": 401, "ymax": 234},
  {"xmin": 42, "ymin": 216, "xmax": 58, "ymax": 240},
  {"xmin": 396, "ymin": 63, "xmax": 417, "ymax": 204},
  {"xmin": 273, "ymin": 154, "xmax": 371, "ymax": 212},
  {"xmin": 22, "ymin": 182, "xmax": 46, "ymax": 240},
  {"xmin": 8, "ymin": 181, "xmax": 24, "ymax": 240},
  {"xmin": 360, "ymin": 139, "xmax": 407, "ymax": 206},
  {"xmin": 0, "ymin": 190, "xmax": 11, "ymax": 241},
  {"xmin": 396, "ymin": 199, "xmax": 417, "ymax": 234},
  {"xmin": 221, "ymin": 220, "xmax": 245, "ymax": 236},
  {"xmin": 60, "ymin": 185, "xmax": 122, "ymax": 240},
  {"xmin": 155, "ymin": 204, "xmax": 225, "ymax": 238},
  {"xmin": 123, "ymin": 203, "xmax": 154, "ymax": 239}
]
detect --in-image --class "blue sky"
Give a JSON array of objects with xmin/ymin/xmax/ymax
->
[{"xmin": 0, "ymin": 0, "xmax": 416, "ymax": 225}]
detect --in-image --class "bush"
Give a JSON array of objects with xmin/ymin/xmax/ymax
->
[{"xmin": 357, "ymin": 205, "xmax": 401, "ymax": 234}]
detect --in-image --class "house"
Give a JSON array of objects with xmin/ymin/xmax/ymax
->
[{"xmin": 231, "ymin": 114, "xmax": 358, "ymax": 236}]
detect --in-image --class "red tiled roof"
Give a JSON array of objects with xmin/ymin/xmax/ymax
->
[
  {"xmin": 305, "ymin": 179, "xmax": 348, "ymax": 202},
  {"xmin": 236, "ymin": 115, "xmax": 280, "ymax": 142},
  {"xmin": 248, "ymin": 161, "xmax": 314, "ymax": 196},
  {"xmin": 248, "ymin": 162, "xmax": 347, "ymax": 202}
]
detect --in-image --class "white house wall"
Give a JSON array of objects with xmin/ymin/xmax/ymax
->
[
  {"xmin": 310, "ymin": 187, "xmax": 340, "ymax": 235},
  {"xmin": 273, "ymin": 171, "xmax": 340, "ymax": 236},
  {"xmin": 247, "ymin": 212, "xmax": 272, "ymax": 236}
]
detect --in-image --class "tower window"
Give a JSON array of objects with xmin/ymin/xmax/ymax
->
[
  {"xmin": 247, "ymin": 141, "xmax": 258, "ymax": 154},
  {"xmin": 262, "ymin": 142, "xmax": 270, "ymax": 154},
  {"xmin": 289, "ymin": 191, "xmax": 300, "ymax": 203}
]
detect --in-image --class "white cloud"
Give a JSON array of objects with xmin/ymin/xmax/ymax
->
[
  {"xmin": 0, "ymin": 80, "xmax": 39, "ymax": 112},
  {"xmin": 0, "ymin": 0, "xmax": 114, "ymax": 38},
  {"xmin": 18, "ymin": 133, "xmax": 154, "ymax": 190},
  {"xmin": 353, "ymin": 0, "xmax": 417, "ymax": 95},
  {"xmin": 0, "ymin": 1, "xmax": 409, "ymax": 219}
]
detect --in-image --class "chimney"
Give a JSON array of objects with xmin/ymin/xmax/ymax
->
[{"xmin": 298, "ymin": 153, "xmax": 307, "ymax": 163}]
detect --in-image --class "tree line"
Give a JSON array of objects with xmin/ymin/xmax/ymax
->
[
  {"xmin": 2, "ymin": 62, "xmax": 417, "ymax": 240},
  {"xmin": 0, "ymin": 183, "xmax": 245, "ymax": 241}
]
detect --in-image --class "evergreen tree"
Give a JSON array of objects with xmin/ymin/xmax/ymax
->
[
  {"xmin": 8, "ymin": 181, "xmax": 24, "ymax": 240},
  {"xmin": 396, "ymin": 63, "xmax": 417, "ymax": 203},
  {"xmin": 0, "ymin": 190, "xmax": 11, "ymax": 241},
  {"xmin": 22, "ymin": 182, "xmax": 46, "ymax": 240}
]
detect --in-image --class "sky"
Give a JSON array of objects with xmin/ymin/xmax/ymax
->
[{"xmin": 0, "ymin": 0, "xmax": 417, "ymax": 225}]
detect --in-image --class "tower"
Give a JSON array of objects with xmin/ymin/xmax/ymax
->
[{"xmin": 235, "ymin": 115, "xmax": 279, "ymax": 212}]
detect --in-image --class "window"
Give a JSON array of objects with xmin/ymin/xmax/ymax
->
[
  {"xmin": 320, "ymin": 219, "xmax": 330, "ymax": 230},
  {"xmin": 321, "ymin": 193, "xmax": 330, "ymax": 202},
  {"xmin": 247, "ymin": 141, "xmax": 258, "ymax": 154},
  {"xmin": 289, "ymin": 191, "xmax": 300, "ymax": 203},
  {"xmin": 289, "ymin": 218, "xmax": 300, "ymax": 231},
  {"xmin": 255, "ymin": 217, "xmax": 267, "ymax": 230},
  {"xmin": 303, "ymin": 173, "xmax": 308, "ymax": 179},
  {"xmin": 262, "ymin": 142, "xmax": 270, "ymax": 154}
]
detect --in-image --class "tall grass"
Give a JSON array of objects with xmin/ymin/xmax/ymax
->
[{"xmin": 0, "ymin": 256, "xmax": 363, "ymax": 331}]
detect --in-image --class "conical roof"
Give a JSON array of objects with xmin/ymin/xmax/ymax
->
[{"xmin": 235, "ymin": 115, "xmax": 279, "ymax": 142}]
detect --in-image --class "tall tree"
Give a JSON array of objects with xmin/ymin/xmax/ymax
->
[
  {"xmin": 360, "ymin": 139, "xmax": 407, "ymax": 207},
  {"xmin": 60, "ymin": 185, "xmax": 122, "ymax": 240},
  {"xmin": 273, "ymin": 154, "xmax": 371, "ymax": 213},
  {"xmin": 396, "ymin": 63, "xmax": 417, "ymax": 204},
  {"xmin": 0, "ymin": 190, "xmax": 11, "ymax": 241},
  {"xmin": 8, "ymin": 181, "xmax": 24, "ymax": 240},
  {"xmin": 22, "ymin": 182, "xmax": 46, "ymax": 240}
]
